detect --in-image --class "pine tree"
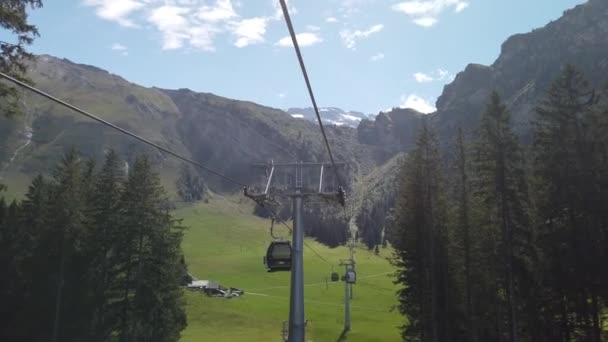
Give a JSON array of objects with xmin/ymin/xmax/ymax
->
[
  {"xmin": 114, "ymin": 156, "xmax": 186, "ymax": 341},
  {"xmin": 0, "ymin": 199, "xmax": 25, "ymax": 340},
  {"xmin": 587, "ymin": 84, "xmax": 608, "ymax": 328},
  {"xmin": 13, "ymin": 175, "xmax": 52, "ymax": 341},
  {"xmin": 0, "ymin": 150, "xmax": 188, "ymax": 341},
  {"xmin": 0, "ymin": 0, "xmax": 43, "ymax": 116},
  {"xmin": 473, "ymin": 91, "xmax": 534, "ymax": 342},
  {"xmin": 85, "ymin": 150, "xmax": 124, "ymax": 341},
  {"xmin": 47, "ymin": 150, "xmax": 90, "ymax": 342},
  {"xmin": 451, "ymin": 127, "xmax": 477, "ymax": 341},
  {"xmin": 176, "ymin": 163, "xmax": 207, "ymax": 203},
  {"xmin": 533, "ymin": 65, "xmax": 603, "ymax": 341},
  {"xmin": 392, "ymin": 124, "xmax": 453, "ymax": 341}
]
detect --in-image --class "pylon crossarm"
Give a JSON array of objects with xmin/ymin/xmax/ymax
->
[{"xmin": 243, "ymin": 187, "xmax": 268, "ymax": 207}]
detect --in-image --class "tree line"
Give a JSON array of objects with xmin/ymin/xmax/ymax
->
[
  {"xmin": 391, "ymin": 65, "xmax": 608, "ymax": 341},
  {"xmin": 0, "ymin": 150, "xmax": 188, "ymax": 342}
]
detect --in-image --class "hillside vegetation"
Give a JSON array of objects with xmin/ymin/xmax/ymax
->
[{"xmin": 176, "ymin": 198, "xmax": 401, "ymax": 341}]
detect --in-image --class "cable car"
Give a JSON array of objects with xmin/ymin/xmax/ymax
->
[
  {"xmin": 264, "ymin": 240, "xmax": 292, "ymax": 272},
  {"xmin": 345, "ymin": 269, "xmax": 357, "ymax": 284},
  {"xmin": 331, "ymin": 272, "xmax": 340, "ymax": 282}
]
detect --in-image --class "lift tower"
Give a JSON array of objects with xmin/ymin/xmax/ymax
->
[{"xmin": 245, "ymin": 161, "xmax": 345, "ymax": 342}]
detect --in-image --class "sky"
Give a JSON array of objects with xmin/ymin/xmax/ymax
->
[{"xmin": 17, "ymin": 0, "xmax": 587, "ymax": 114}]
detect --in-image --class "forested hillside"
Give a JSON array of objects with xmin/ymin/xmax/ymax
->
[
  {"xmin": 391, "ymin": 66, "xmax": 608, "ymax": 341},
  {"xmin": 2, "ymin": 0, "xmax": 608, "ymax": 253},
  {"xmin": 0, "ymin": 150, "xmax": 188, "ymax": 341}
]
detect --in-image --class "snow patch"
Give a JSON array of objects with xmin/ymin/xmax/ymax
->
[
  {"xmin": 340, "ymin": 114, "xmax": 362, "ymax": 121},
  {"xmin": 2, "ymin": 126, "xmax": 33, "ymax": 175},
  {"xmin": 327, "ymin": 120, "xmax": 346, "ymax": 126},
  {"xmin": 291, "ymin": 114, "xmax": 305, "ymax": 119}
]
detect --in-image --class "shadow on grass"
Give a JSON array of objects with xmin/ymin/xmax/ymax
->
[{"xmin": 336, "ymin": 328, "xmax": 349, "ymax": 341}]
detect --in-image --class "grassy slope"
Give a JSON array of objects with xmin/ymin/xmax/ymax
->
[{"xmin": 175, "ymin": 197, "xmax": 402, "ymax": 341}]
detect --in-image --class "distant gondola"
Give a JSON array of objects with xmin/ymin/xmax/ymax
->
[{"xmin": 264, "ymin": 240, "xmax": 292, "ymax": 272}]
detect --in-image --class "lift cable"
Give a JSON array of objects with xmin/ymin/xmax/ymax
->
[
  {"xmin": 261, "ymin": 203, "xmax": 335, "ymax": 267},
  {"xmin": 1, "ymin": 69, "xmax": 339, "ymax": 270},
  {"xmin": 2, "ymin": 54, "xmax": 339, "ymax": 271},
  {"xmin": 278, "ymin": 0, "xmax": 345, "ymax": 192},
  {"xmin": 0, "ymin": 71, "xmax": 247, "ymax": 187}
]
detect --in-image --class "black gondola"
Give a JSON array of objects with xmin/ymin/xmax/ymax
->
[{"xmin": 264, "ymin": 240, "xmax": 292, "ymax": 272}]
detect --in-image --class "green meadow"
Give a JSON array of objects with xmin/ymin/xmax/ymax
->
[{"xmin": 176, "ymin": 197, "xmax": 402, "ymax": 341}]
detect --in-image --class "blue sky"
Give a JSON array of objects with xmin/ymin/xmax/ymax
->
[{"xmin": 22, "ymin": 0, "xmax": 586, "ymax": 114}]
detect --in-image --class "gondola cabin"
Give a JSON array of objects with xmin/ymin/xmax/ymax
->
[
  {"xmin": 345, "ymin": 269, "xmax": 356, "ymax": 284},
  {"xmin": 264, "ymin": 240, "xmax": 292, "ymax": 272}
]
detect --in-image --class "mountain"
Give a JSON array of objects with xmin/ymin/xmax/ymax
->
[
  {"xmin": 357, "ymin": 108, "xmax": 426, "ymax": 164},
  {"xmin": 286, "ymin": 107, "xmax": 369, "ymax": 128},
  {"xmin": 0, "ymin": 56, "xmax": 377, "ymax": 194},
  {"xmin": 432, "ymin": 0, "xmax": 608, "ymax": 142},
  {"xmin": 2, "ymin": 0, "xmax": 607, "ymax": 247},
  {"xmin": 346, "ymin": 0, "xmax": 608, "ymax": 248}
]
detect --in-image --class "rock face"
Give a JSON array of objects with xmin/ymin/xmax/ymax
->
[
  {"xmin": 357, "ymin": 108, "xmax": 426, "ymax": 163},
  {"xmin": 434, "ymin": 0, "xmax": 608, "ymax": 142}
]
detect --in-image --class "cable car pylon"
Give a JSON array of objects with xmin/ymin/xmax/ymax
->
[{"xmin": 244, "ymin": 161, "xmax": 345, "ymax": 342}]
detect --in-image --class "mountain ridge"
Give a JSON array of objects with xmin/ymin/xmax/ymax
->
[
  {"xmin": 1, "ymin": 0, "xmax": 607, "ymax": 248},
  {"xmin": 433, "ymin": 0, "xmax": 608, "ymax": 140}
]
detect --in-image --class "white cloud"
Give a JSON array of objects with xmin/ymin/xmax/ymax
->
[
  {"xmin": 84, "ymin": 0, "xmax": 276, "ymax": 51},
  {"xmin": 370, "ymin": 52, "xmax": 385, "ymax": 62},
  {"xmin": 339, "ymin": 0, "xmax": 376, "ymax": 16},
  {"xmin": 197, "ymin": 0, "xmax": 237, "ymax": 22},
  {"xmin": 83, "ymin": 0, "xmax": 144, "ymax": 27},
  {"xmin": 437, "ymin": 68, "xmax": 449, "ymax": 79},
  {"xmin": 413, "ymin": 17, "xmax": 437, "ymax": 27},
  {"xmin": 340, "ymin": 24, "xmax": 384, "ymax": 50},
  {"xmin": 232, "ymin": 17, "xmax": 267, "ymax": 48},
  {"xmin": 413, "ymin": 68, "xmax": 453, "ymax": 83},
  {"xmin": 392, "ymin": 0, "xmax": 469, "ymax": 27},
  {"xmin": 275, "ymin": 32, "xmax": 322, "ymax": 47},
  {"xmin": 306, "ymin": 25, "xmax": 321, "ymax": 31},
  {"xmin": 148, "ymin": 5, "xmax": 198, "ymax": 50},
  {"xmin": 414, "ymin": 72, "xmax": 433, "ymax": 83},
  {"xmin": 111, "ymin": 43, "xmax": 127, "ymax": 51},
  {"xmin": 325, "ymin": 16, "xmax": 339, "ymax": 23},
  {"xmin": 272, "ymin": 0, "xmax": 297, "ymax": 20},
  {"xmin": 110, "ymin": 43, "xmax": 129, "ymax": 55},
  {"xmin": 400, "ymin": 94, "xmax": 436, "ymax": 113},
  {"xmin": 455, "ymin": 2, "xmax": 469, "ymax": 12},
  {"xmin": 278, "ymin": 93, "xmax": 286, "ymax": 98}
]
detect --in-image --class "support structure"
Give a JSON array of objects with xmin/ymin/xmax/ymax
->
[
  {"xmin": 289, "ymin": 190, "xmax": 305, "ymax": 342},
  {"xmin": 244, "ymin": 161, "xmax": 345, "ymax": 342},
  {"xmin": 340, "ymin": 258, "xmax": 356, "ymax": 332}
]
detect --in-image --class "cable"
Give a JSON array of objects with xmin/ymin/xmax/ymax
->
[
  {"xmin": 262, "ymin": 203, "xmax": 335, "ymax": 268},
  {"xmin": 0, "ymin": 71, "xmax": 247, "ymax": 187},
  {"xmin": 357, "ymin": 281, "xmax": 395, "ymax": 292},
  {"xmin": 246, "ymin": 292, "xmax": 389, "ymax": 313},
  {"xmin": 277, "ymin": 210, "xmax": 335, "ymax": 268},
  {"xmin": 227, "ymin": 109, "xmax": 298, "ymax": 160},
  {"xmin": 278, "ymin": 0, "xmax": 345, "ymax": 191},
  {"xmin": 5, "ymin": 51, "xmax": 346, "ymax": 289}
]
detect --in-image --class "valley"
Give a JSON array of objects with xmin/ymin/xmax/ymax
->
[{"xmin": 1, "ymin": 0, "xmax": 608, "ymax": 340}]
